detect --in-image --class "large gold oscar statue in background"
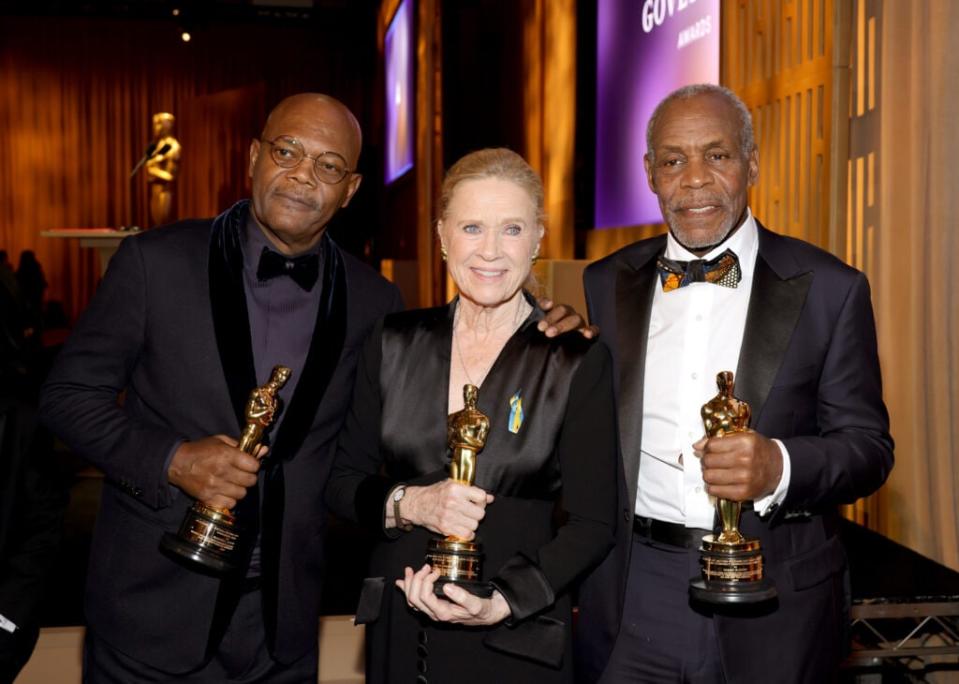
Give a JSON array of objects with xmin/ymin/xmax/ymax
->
[
  {"xmin": 689, "ymin": 371, "xmax": 777, "ymax": 604},
  {"xmin": 145, "ymin": 112, "xmax": 181, "ymax": 227},
  {"xmin": 160, "ymin": 366, "xmax": 291, "ymax": 574},
  {"xmin": 426, "ymin": 384, "xmax": 493, "ymax": 597}
]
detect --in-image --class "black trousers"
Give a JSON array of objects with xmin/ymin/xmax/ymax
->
[
  {"xmin": 82, "ymin": 589, "xmax": 317, "ymax": 684},
  {"xmin": 599, "ymin": 534, "xmax": 725, "ymax": 684}
]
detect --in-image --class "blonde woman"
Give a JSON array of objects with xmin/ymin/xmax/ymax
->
[{"xmin": 327, "ymin": 148, "xmax": 618, "ymax": 682}]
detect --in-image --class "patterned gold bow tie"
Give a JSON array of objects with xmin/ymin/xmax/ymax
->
[{"xmin": 656, "ymin": 249, "xmax": 742, "ymax": 293}]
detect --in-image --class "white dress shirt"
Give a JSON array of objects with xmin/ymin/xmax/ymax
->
[
  {"xmin": 0, "ymin": 612, "xmax": 17, "ymax": 633},
  {"xmin": 636, "ymin": 211, "xmax": 791, "ymax": 528}
]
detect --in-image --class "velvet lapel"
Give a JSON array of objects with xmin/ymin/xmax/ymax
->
[
  {"xmin": 734, "ymin": 225, "xmax": 813, "ymax": 424},
  {"xmin": 270, "ymin": 233, "xmax": 347, "ymax": 461},
  {"xmin": 614, "ymin": 241, "xmax": 662, "ymax": 510},
  {"xmin": 208, "ymin": 201, "xmax": 257, "ymax": 429},
  {"xmin": 207, "ymin": 203, "xmax": 260, "ymax": 648}
]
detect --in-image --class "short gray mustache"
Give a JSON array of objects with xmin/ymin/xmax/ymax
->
[{"xmin": 275, "ymin": 192, "xmax": 319, "ymax": 210}]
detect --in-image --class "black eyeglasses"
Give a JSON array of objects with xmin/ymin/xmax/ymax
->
[{"xmin": 260, "ymin": 136, "xmax": 354, "ymax": 185}]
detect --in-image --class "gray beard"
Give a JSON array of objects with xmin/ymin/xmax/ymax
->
[{"xmin": 667, "ymin": 220, "xmax": 736, "ymax": 253}]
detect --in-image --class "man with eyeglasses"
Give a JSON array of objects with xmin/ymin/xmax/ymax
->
[
  {"xmin": 41, "ymin": 93, "xmax": 589, "ymax": 682},
  {"xmin": 40, "ymin": 93, "xmax": 383, "ymax": 682}
]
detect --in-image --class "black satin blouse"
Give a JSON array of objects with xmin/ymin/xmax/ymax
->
[{"xmin": 326, "ymin": 300, "xmax": 619, "ymax": 680}]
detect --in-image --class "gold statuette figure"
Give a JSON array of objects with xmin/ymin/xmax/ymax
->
[
  {"xmin": 426, "ymin": 384, "xmax": 493, "ymax": 597},
  {"xmin": 446, "ymin": 384, "xmax": 490, "ymax": 484},
  {"xmin": 145, "ymin": 112, "xmax": 181, "ymax": 227},
  {"xmin": 690, "ymin": 371, "xmax": 777, "ymax": 604},
  {"xmin": 237, "ymin": 368, "xmax": 291, "ymax": 452},
  {"xmin": 160, "ymin": 366, "xmax": 292, "ymax": 574}
]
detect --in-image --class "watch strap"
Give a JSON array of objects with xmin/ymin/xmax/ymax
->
[{"xmin": 392, "ymin": 485, "xmax": 413, "ymax": 532}]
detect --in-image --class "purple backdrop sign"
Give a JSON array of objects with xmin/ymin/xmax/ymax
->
[
  {"xmin": 385, "ymin": 0, "xmax": 414, "ymax": 184},
  {"xmin": 595, "ymin": 0, "xmax": 720, "ymax": 228}
]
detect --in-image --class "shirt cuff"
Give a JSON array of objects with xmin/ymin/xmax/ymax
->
[
  {"xmin": 0, "ymin": 613, "xmax": 18, "ymax": 634},
  {"xmin": 754, "ymin": 438, "xmax": 791, "ymax": 516}
]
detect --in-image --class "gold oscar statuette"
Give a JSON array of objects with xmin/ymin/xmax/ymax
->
[
  {"xmin": 145, "ymin": 112, "xmax": 181, "ymax": 227},
  {"xmin": 425, "ymin": 384, "xmax": 493, "ymax": 597},
  {"xmin": 689, "ymin": 371, "xmax": 777, "ymax": 604},
  {"xmin": 160, "ymin": 365, "xmax": 292, "ymax": 574}
]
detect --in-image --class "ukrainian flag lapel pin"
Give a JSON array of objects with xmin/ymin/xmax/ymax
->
[{"xmin": 508, "ymin": 390, "xmax": 524, "ymax": 434}]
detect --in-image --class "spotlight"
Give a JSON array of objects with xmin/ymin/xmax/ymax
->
[
  {"xmin": 181, "ymin": 31, "xmax": 191, "ymax": 42},
  {"xmin": 172, "ymin": 8, "xmax": 180, "ymax": 17}
]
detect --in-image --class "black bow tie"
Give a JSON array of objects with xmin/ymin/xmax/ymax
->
[
  {"xmin": 656, "ymin": 248, "xmax": 742, "ymax": 292},
  {"xmin": 256, "ymin": 247, "xmax": 320, "ymax": 292}
]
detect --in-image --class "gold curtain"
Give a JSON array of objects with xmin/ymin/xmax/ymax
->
[
  {"xmin": 0, "ymin": 18, "xmax": 145, "ymax": 320},
  {"xmin": 523, "ymin": 0, "xmax": 577, "ymax": 260},
  {"xmin": 177, "ymin": 85, "xmax": 266, "ymax": 222},
  {"xmin": 0, "ymin": 17, "xmax": 231, "ymax": 321},
  {"xmin": 0, "ymin": 16, "xmax": 363, "ymax": 321},
  {"xmin": 872, "ymin": 0, "xmax": 959, "ymax": 570}
]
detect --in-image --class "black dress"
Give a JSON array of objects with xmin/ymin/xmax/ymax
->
[{"xmin": 326, "ymin": 301, "xmax": 619, "ymax": 683}]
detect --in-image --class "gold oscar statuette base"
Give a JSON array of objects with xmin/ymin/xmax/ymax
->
[
  {"xmin": 426, "ymin": 537, "xmax": 493, "ymax": 598},
  {"xmin": 159, "ymin": 365, "xmax": 291, "ymax": 575},
  {"xmin": 160, "ymin": 503, "xmax": 245, "ymax": 574},
  {"xmin": 689, "ymin": 532, "xmax": 777, "ymax": 605}
]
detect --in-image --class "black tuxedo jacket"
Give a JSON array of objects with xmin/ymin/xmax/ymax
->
[
  {"xmin": 575, "ymin": 223, "xmax": 893, "ymax": 683},
  {"xmin": 40, "ymin": 202, "xmax": 402, "ymax": 672}
]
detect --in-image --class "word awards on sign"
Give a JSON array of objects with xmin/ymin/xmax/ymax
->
[{"xmin": 677, "ymin": 15, "xmax": 712, "ymax": 49}]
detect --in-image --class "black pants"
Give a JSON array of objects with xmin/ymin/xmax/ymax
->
[
  {"xmin": 599, "ymin": 535, "xmax": 725, "ymax": 684},
  {"xmin": 82, "ymin": 589, "xmax": 317, "ymax": 684}
]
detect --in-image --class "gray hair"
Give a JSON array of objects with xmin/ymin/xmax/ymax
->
[{"xmin": 645, "ymin": 84, "xmax": 755, "ymax": 161}]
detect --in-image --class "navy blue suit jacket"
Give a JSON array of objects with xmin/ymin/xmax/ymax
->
[
  {"xmin": 40, "ymin": 204, "xmax": 402, "ymax": 672},
  {"xmin": 575, "ymin": 224, "xmax": 893, "ymax": 683}
]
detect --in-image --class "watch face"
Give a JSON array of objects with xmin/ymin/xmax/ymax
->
[{"xmin": 394, "ymin": 488, "xmax": 404, "ymax": 502}]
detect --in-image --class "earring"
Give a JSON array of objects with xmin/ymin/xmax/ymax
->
[
  {"xmin": 440, "ymin": 246, "xmax": 448, "ymax": 261},
  {"xmin": 531, "ymin": 251, "xmax": 539, "ymax": 265}
]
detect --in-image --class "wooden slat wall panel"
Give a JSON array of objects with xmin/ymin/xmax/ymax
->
[
  {"xmin": 723, "ymin": 0, "xmax": 834, "ymax": 249},
  {"xmin": 846, "ymin": 0, "xmax": 878, "ymax": 277},
  {"xmin": 842, "ymin": 0, "xmax": 882, "ymax": 529},
  {"xmin": 726, "ymin": 1, "xmax": 890, "ymax": 532}
]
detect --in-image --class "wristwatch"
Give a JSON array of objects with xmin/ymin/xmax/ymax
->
[{"xmin": 392, "ymin": 485, "xmax": 414, "ymax": 532}]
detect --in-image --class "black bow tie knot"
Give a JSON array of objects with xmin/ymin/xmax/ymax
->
[{"xmin": 256, "ymin": 247, "xmax": 320, "ymax": 291}]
